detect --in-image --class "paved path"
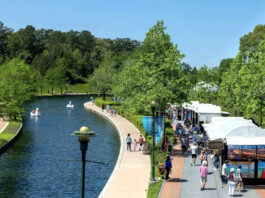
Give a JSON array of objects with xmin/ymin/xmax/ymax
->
[
  {"xmin": 180, "ymin": 147, "xmax": 261, "ymax": 198},
  {"xmin": 84, "ymin": 102, "xmax": 150, "ymax": 198},
  {"xmin": 160, "ymin": 142, "xmax": 263, "ymax": 198},
  {"xmin": 160, "ymin": 140, "xmax": 185, "ymax": 198}
]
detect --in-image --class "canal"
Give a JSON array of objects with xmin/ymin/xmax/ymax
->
[{"xmin": 0, "ymin": 96, "xmax": 120, "ymax": 198}]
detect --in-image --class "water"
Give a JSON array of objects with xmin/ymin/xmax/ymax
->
[{"xmin": 0, "ymin": 96, "xmax": 120, "ymax": 198}]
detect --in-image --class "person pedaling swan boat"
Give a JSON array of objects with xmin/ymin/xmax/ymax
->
[
  {"xmin": 66, "ymin": 101, "xmax": 74, "ymax": 108},
  {"xmin": 31, "ymin": 108, "xmax": 40, "ymax": 117}
]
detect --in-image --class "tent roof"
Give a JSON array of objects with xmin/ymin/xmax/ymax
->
[
  {"xmin": 203, "ymin": 117, "xmax": 255, "ymax": 140},
  {"xmin": 226, "ymin": 126, "xmax": 265, "ymax": 145},
  {"xmin": 203, "ymin": 117, "xmax": 265, "ymax": 145},
  {"xmin": 182, "ymin": 101, "xmax": 222, "ymax": 114}
]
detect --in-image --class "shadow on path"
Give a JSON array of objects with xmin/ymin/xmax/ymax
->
[{"xmin": 167, "ymin": 178, "xmax": 188, "ymax": 183}]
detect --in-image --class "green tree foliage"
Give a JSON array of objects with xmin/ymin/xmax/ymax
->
[
  {"xmin": 218, "ymin": 25, "xmax": 265, "ymax": 123},
  {"xmin": 113, "ymin": 20, "xmax": 187, "ymax": 114},
  {"xmin": 0, "ymin": 59, "xmax": 36, "ymax": 120},
  {"xmin": 239, "ymin": 25, "xmax": 265, "ymax": 60},
  {"xmin": 217, "ymin": 58, "xmax": 233, "ymax": 83},
  {"xmin": 0, "ymin": 21, "xmax": 12, "ymax": 59},
  {"xmin": 190, "ymin": 65, "xmax": 218, "ymax": 103}
]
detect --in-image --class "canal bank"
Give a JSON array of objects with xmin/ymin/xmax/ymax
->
[
  {"xmin": 0, "ymin": 121, "xmax": 22, "ymax": 154},
  {"xmin": 84, "ymin": 101, "xmax": 150, "ymax": 198}
]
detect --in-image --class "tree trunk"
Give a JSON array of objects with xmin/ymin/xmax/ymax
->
[
  {"xmin": 52, "ymin": 82, "xmax": 54, "ymax": 96},
  {"xmin": 14, "ymin": 115, "xmax": 17, "ymax": 121},
  {"xmin": 235, "ymin": 110, "xmax": 238, "ymax": 117},
  {"xmin": 103, "ymin": 93, "xmax": 106, "ymax": 101}
]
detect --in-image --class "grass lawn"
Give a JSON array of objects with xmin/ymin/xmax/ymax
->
[
  {"xmin": 0, "ymin": 121, "xmax": 21, "ymax": 148},
  {"xmin": 36, "ymin": 82, "xmax": 93, "ymax": 96}
]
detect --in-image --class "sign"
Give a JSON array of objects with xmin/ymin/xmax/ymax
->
[
  {"xmin": 142, "ymin": 116, "xmax": 165, "ymax": 145},
  {"xmin": 208, "ymin": 139, "xmax": 224, "ymax": 150}
]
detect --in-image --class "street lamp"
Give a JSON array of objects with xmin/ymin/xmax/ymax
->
[
  {"xmin": 151, "ymin": 101, "xmax": 157, "ymax": 182},
  {"xmin": 72, "ymin": 126, "xmax": 95, "ymax": 198}
]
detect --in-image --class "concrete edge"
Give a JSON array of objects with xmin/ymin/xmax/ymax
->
[
  {"xmin": 0, "ymin": 123, "xmax": 23, "ymax": 155},
  {"xmin": 84, "ymin": 102, "xmax": 124, "ymax": 198},
  {"xmin": 0, "ymin": 122, "xmax": 9, "ymax": 134},
  {"xmin": 158, "ymin": 180, "xmax": 166, "ymax": 198}
]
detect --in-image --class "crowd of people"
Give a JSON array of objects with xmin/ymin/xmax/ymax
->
[{"xmin": 168, "ymin": 118, "xmax": 244, "ymax": 196}]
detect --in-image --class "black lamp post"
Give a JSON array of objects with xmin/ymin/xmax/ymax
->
[
  {"xmin": 151, "ymin": 101, "xmax": 157, "ymax": 182},
  {"xmin": 72, "ymin": 126, "xmax": 95, "ymax": 198}
]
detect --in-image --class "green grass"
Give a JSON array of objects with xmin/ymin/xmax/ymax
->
[
  {"xmin": 36, "ymin": 82, "xmax": 93, "ymax": 96},
  {"xmin": 94, "ymin": 97, "xmax": 174, "ymax": 198},
  {"xmin": 147, "ymin": 180, "xmax": 164, "ymax": 198},
  {"xmin": 0, "ymin": 121, "xmax": 21, "ymax": 147}
]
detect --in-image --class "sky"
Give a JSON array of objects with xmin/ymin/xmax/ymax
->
[{"xmin": 1, "ymin": 0, "xmax": 265, "ymax": 67}]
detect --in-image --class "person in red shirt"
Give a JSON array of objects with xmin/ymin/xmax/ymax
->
[{"xmin": 139, "ymin": 135, "xmax": 144, "ymax": 151}]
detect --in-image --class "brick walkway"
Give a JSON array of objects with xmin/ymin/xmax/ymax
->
[
  {"xmin": 160, "ymin": 141, "xmax": 185, "ymax": 198},
  {"xmin": 257, "ymin": 187, "xmax": 265, "ymax": 198}
]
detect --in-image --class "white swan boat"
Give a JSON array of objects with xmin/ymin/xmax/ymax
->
[
  {"xmin": 66, "ymin": 101, "xmax": 74, "ymax": 108},
  {"xmin": 30, "ymin": 108, "xmax": 40, "ymax": 117}
]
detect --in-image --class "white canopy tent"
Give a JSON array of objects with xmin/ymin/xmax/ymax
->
[
  {"xmin": 226, "ymin": 126, "xmax": 265, "ymax": 145},
  {"xmin": 182, "ymin": 101, "xmax": 223, "ymax": 124},
  {"xmin": 203, "ymin": 117, "xmax": 265, "ymax": 145}
]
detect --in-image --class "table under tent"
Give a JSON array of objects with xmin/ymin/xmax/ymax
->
[{"xmin": 203, "ymin": 117, "xmax": 265, "ymax": 184}]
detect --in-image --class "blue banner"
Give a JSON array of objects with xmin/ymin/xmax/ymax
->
[{"xmin": 142, "ymin": 116, "xmax": 165, "ymax": 145}]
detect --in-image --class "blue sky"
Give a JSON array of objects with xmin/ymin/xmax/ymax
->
[{"xmin": 1, "ymin": 0, "xmax": 265, "ymax": 67}]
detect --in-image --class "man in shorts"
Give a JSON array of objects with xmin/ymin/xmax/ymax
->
[
  {"xmin": 190, "ymin": 142, "xmax": 198, "ymax": 166},
  {"xmin": 221, "ymin": 160, "xmax": 229, "ymax": 188}
]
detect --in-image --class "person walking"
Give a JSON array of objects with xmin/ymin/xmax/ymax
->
[
  {"xmin": 199, "ymin": 160, "xmax": 208, "ymax": 190},
  {"xmin": 139, "ymin": 135, "xmax": 144, "ymax": 151},
  {"xmin": 126, "ymin": 133, "xmax": 132, "ymax": 151},
  {"xmin": 212, "ymin": 150, "xmax": 220, "ymax": 170},
  {"xmin": 221, "ymin": 160, "xmax": 229, "ymax": 188},
  {"xmin": 165, "ymin": 156, "xmax": 172, "ymax": 180},
  {"xmin": 228, "ymin": 168, "xmax": 236, "ymax": 196},
  {"xmin": 190, "ymin": 142, "xmax": 198, "ymax": 166},
  {"xmin": 235, "ymin": 165, "xmax": 243, "ymax": 192},
  {"xmin": 200, "ymin": 149, "xmax": 208, "ymax": 165},
  {"xmin": 181, "ymin": 135, "xmax": 187, "ymax": 153}
]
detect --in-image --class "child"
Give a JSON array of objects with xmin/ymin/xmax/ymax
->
[{"xmin": 133, "ymin": 139, "xmax": 137, "ymax": 151}]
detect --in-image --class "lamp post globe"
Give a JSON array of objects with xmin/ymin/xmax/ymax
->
[{"xmin": 72, "ymin": 126, "xmax": 91, "ymax": 198}]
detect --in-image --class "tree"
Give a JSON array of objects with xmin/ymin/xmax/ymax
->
[
  {"xmin": 192, "ymin": 65, "xmax": 219, "ymax": 103},
  {"xmin": 218, "ymin": 53, "xmax": 245, "ymax": 115},
  {"xmin": 89, "ymin": 54, "xmax": 116, "ymax": 100},
  {"xmin": 113, "ymin": 20, "xmax": 187, "ymax": 114},
  {"xmin": 0, "ymin": 59, "xmax": 36, "ymax": 120},
  {"xmin": 0, "ymin": 21, "xmax": 12, "ymax": 59},
  {"xmin": 217, "ymin": 58, "xmax": 233, "ymax": 84},
  {"xmin": 239, "ymin": 25, "xmax": 265, "ymax": 61}
]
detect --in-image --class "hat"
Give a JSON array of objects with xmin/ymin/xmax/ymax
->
[
  {"xmin": 193, "ymin": 131, "xmax": 197, "ymax": 134},
  {"xmin": 202, "ymin": 161, "xmax": 207, "ymax": 166},
  {"xmin": 230, "ymin": 168, "xmax": 234, "ymax": 172}
]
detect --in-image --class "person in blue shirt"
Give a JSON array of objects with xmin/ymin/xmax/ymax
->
[{"xmin": 165, "ymin": 156, "xmax": 172, "ymax": 180}]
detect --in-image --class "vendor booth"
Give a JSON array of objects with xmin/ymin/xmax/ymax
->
[
  {"xmin": 182, "ymin": 101, "xmax": 223, "ymax": 126},
  {"xmin": 203, "ymin": 117, "xmax": 265, "ymax": 184}
]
